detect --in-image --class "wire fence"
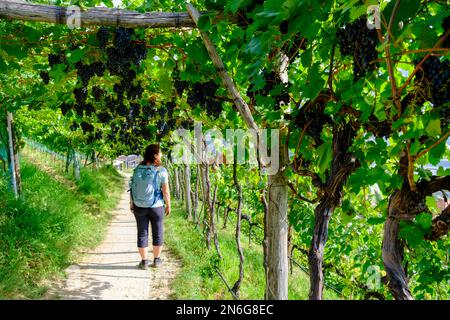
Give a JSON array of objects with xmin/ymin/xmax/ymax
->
[
  {"xmin": 22, "ymin": 137, "xmax": 84, "ymax": 165},
  {"xmin": 186, "ymin": 195, "xmax": 348, "ymax": 300}
]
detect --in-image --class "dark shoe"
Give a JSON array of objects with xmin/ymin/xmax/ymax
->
[
  {"xmin": 152, "ymin": 257, "xmax": 162, "ymax": 268},
  {"xmin": 138, "ymin": 259, "xmax": 149, "ymax": 270}
]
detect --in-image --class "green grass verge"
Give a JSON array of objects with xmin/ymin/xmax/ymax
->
[
  {"xmin": 0, "ymin": 159, "xmax": 123, "ymax": 299},
  {"xmin": 165, "ymin": 201, "xmax": 340, "ymax": 300}
]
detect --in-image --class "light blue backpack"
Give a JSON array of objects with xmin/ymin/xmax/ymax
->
[{"xmin": 130, "ymin": 165, "xmax": 163, "ymax": 208}]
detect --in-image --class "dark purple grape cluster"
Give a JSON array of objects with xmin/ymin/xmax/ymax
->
[
  {"xmin": 441, "ymin": 108, "xmax": 450, "ymax": 128},
  {"xmin": 130, "ymin": 42, "xmax": 148, "ymax": 66},
  {"xmin": 173, "ymin": 69, "xmax": 189, "ymax": 96},
  {"xmin": 39, "ymin": 71, "xmax": 50, "ymax": 85},
  {"xmin": 167, "ymin": 118, "xmax": 176, "ymax": 130},
  {"xmin": 187, "ymin": 80, "xmax": 223, "ymax": 117},
  {"xmin": 336, "ymin": 18, "xmax": 379, "ymax": 80},
  {"xmin": 291, "ymin": 92, "xmax": 333, "ymax": 146},
  {"xmin": 116, "ymin": 100, "xmax": 128, "ymax": 117},
  {"xmin": 142, "ymin": 102, "xmax": 157, "ymax": 119},
  {"xmin": 84, "ymin": 103, "xmax": 95, "ymax": 116},
  {"xmin": 157, "ymin": 107, "xmax": 167, "ymax": 119},
  {"xmin": 127, "ymin": 83, "xmax": 144, "ymax": 100},
  {"xmin": 40, "ymin": 26, "xmax": 154, "ymax": 153},
  {"xmin": 180, "ymin": 119, "xmax": 194, "ymax": 130},
  {"xmin": 91, "ymin": 62, "xmax": 106, "ymax": 77},
  {"xmin": 74, "ymin": 104, "xmax": 84, "ymax": 117},
  {"xmin": 86, "ymin": 130, "xmax": 103, "ymax": 144},
  {"xmin": 113, "ymin": 82, "xmax": 125, "ymax": 97},
  {"xmin": 159, "ymin": 121, "xmax": 168, "ymax": 136},
  {"xmin": 70, "ymin": 122, "xmax": 79, "ymax": 131},
  {"xmin": 73, "ymin": 87, "xmax": 87, "ymax": 105},
  {"xmin": 129, "ymin": 103, "xmax": 140, "ymax": 118},
  {"xmin": 106, "ymin": 28, "xmax": 148, "ymax": 75},
  {"xmin": 92, "ymin": 86, "xmax": 104, "ymax": 101},
  {"xmin": 97, "ymin": 111, "xmax": 112, "ymax": 123},
  {"xmin": 48, "ymin": 52, "xmax": 66, "ymax": 67},
  {"xmin": 247, "ymin": 70, "xmax": 290, "ymax": 111},
  {"xmin": 40, "ymin": 53, "xmax": 66, "ymax": 86},
  {"xmin": 80, "ymin": 121, "xmax": 94, "ymax": 133},
  {"xmin": 166, "ymin": 101, "xmax": 176, "ymax": 118},
  {"xmin": 96, "ymin": 27, "xmax": 110, "ymax": 49},
  {"xmin": 75, "ymin": 62, "xmax": 94, "ymax": 87},
  {"xmin": 60, "ymin": 102, "xmax": 71, "ymax": 116},
  {"xmin": 155, "ymin": 106, "xmax": 182, "ymax": 141},
  {"xmin": 366, "ymin": 116, "xmax": 392, "ymax": 138},
  {"xmin": 74, "ymin": 61, "xmax": 106, "ymax": 87},
  {"xmin": 114, "ymin": 28, "xmax": 134, "ymax": 55},
  {"xmin": 280, "ymin": 20, "xmax": 289, "ymax": 34},
  {"xmin": 415, "ymin": 56, "xmax": 450, "ymax": 108}
]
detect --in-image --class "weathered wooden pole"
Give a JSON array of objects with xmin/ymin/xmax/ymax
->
[
  {"xmin": 65, "ymin": 146, "xmax": 72, "ymax": 173},
  {"xmin": 6, "ymin": 111, "xmax": 18, "ymax": 198},
  {"xmin": 73, "ymin": 150, "xmax": 80, "ymax": 181},
  {"xmin": 265, "ymin": 129, "xmax": 289, "ymax": 300},
  {"xmin": 174, "ymin": 166, "xmax": 181, "ymax": 199},
  {"xmin": 184, "ymin": 164, "xmax": 192, "ymax": 220},
  {"xmin": 0, "ymin": 1, "xmax": 196, "ymax": 28}
]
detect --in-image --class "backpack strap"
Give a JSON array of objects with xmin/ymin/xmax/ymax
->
[{"xmin": 150, "ymin": 167, "xmax": 162, "ymax": 207}]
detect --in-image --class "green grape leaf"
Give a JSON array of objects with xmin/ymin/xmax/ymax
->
[
  {"xmin": 66, "ymin": 48, "xmax": 85, "ymax": 64},
  {"xmin": 415, "ymin": 212, "xmax": 432, "ymax": 230},
  {"xmin": 425, "ymin": 196, "xmax": 438, "ymax": 215},
  {"xmin": 226, "ymin": 0, "xmax": 243, "ymax": 14},
  {"xmin": 0, "ymin": 57, "xmax": 7, "ymax": 72},
  {"xmin": 49, "ymin": 64, "xmax": 67, "ymax": 83},
  {"xmin": 399, "ymin": 222, "xmax": 425, "ymax": 248},
  {"xmin": 367, "ymin": 217, "xmax": 385, "ymax": 225},
  {"xmin": 316, "ymin": 139, "xmax": 333, "ymax": 183},
  {"xmin": 157, "ymin": 69, "xmax": 173, "ymax": 97},
  {"xmin": 425, "ymin": 119, "xmax": 441, "ymax": 137},
  {"xmin": 198, "ymin": 14, "xmax": 213, "ymax": 31},
  {"xmin": 428, "ymin": 139, "xmax": 446, "ymax": 165}
]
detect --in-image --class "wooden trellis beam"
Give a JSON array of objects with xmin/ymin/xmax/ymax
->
[{"xmin": 0, "ymin": 1, "xmax": 198, "ymax": 28}]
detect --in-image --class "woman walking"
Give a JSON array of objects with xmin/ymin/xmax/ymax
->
[{"xmin": 129, "ymin": 144, "xmax": 171, "ymax": 269}]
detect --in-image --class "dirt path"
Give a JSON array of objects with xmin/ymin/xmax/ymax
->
[{"xmin": 48, "ymin": 173, "xmax": 182, "ymax": 300}]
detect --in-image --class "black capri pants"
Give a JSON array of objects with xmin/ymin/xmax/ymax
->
[{"xmin": 133, "ymin": 206, "xmax": 164, "ymax": 247}]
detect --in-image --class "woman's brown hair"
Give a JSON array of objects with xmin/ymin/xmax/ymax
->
[{"xmin": 142, "ymin": 144, "xmax": 161, "ymax": 164}]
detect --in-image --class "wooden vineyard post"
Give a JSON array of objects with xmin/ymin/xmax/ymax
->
[
  {"xmin": 73, "ymin": 150, "xmax": 81, "ymax": 181},
  {"xmin": 65, "ymin": 146, "xmax": 72, "ymax": 173},
  {"xmin": 10, "ymin": 114, "xmax": 22, "ymax": 194},
  {"xmin": 6, "ymin": 111, "xmax": 18, "ymax": 198},
  {"xmin": 179, "ymin": 166, "xmax": 185, "ymax": 202},
  {"xmin": 200, "ymin": 162, "xmax": 212, "ymax": 250},
  {"xmin": 265, "ymin": 129, "xmax": 289, "ymax": 300},
  {"xmin": 174, "ymin": 166, "xmax": 180, "ymax": 199},
  {"xmin": 193, "ymin": 164, "xmax": 200, "ymax": 225},
  {"xmin": 184, "ymin": 163, "xmax": 192, "ymax": 220}
]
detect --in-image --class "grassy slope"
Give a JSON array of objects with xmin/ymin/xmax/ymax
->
[
  {"xmin": 0, "ymin": 159, "xmax": 123, "ymax": 299},
  {"xmin": 165, "ymin": 202, "xmax": 340, "ymax": 300}
]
